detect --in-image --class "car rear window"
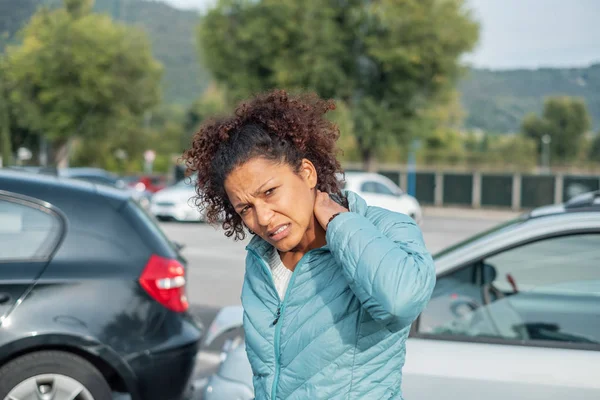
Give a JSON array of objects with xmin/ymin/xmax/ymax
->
[
  {"xmin": 0, "ymin": 198, "xmax": 62, "ymax": 261},
  {"xmin": 124, "ymin": 199, "xmax": 179, "ymax": 259}
]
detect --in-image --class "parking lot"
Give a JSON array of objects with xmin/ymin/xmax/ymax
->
[{"xmin": 158, "ymin": 208, "xmax": 520, "ymax": 394}]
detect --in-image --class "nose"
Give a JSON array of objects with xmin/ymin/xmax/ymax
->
[{"xmin": 255, "ymin": 202, "xmax": 274, "ymax": 227}]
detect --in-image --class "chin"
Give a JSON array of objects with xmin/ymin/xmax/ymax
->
[
  {"xmin": 271, "ymin": 236, "xmax": 302, "ymax": 253},
  {"xmin": 272, "ymin": 241, "xmax": 295, "ymax": 253}
]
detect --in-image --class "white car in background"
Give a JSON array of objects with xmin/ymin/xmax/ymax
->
[
  {"xmin": 150, "ymin": 171, "xmax": 421, "ymax": 223},
  {"xmin": 150, "ymin": 177, "xmax": 205, "ymax": 222},
  {"xmin": 341, "ymin": 172, "xmax": 423, "ymax": 224}
]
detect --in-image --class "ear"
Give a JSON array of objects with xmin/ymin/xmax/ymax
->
[{"xmin": 300, "ymin": 158, "xmax": 318, "ymax": 189}]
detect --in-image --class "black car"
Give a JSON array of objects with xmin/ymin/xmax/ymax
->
[{"xmin": 0, "ymin": 169, "xmax": 202, "ymax": 400}]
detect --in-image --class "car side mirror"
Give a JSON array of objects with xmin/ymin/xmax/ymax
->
[{"xmin": 481, "ymin": 262, "xmax": 497, "ymax": 285}]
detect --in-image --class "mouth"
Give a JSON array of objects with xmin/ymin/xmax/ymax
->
[{"xmin": 268, "ymin": 223, "xmax": 291, "ymax": 241}]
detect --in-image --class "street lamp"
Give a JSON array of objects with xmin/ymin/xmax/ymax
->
[{"xmin": 541, "ymin": 134, "xmax": 551, "ymax": 173}]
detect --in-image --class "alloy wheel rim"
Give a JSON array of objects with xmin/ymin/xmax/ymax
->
[{"xmin": 5, "ymin": 373, "xmax": 95, "ymax": 400}]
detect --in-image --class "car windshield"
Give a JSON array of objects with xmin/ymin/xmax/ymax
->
[{"xmin": 432, "ymin": 216, "xmax": 527, "ymax": 259}]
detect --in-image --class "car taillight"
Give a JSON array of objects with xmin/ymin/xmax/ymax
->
[{"xmin": 139, "ymin": 254, "xmax": 189, "ymax": 312}]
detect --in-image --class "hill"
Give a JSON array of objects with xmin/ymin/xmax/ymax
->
[
  {"xmin": 459, "ymin": 64, "xmax": 600, "ymax": 133},
  {"xmin": 91, "ymin": 0, "xmax": 211, "ymax": 105}
]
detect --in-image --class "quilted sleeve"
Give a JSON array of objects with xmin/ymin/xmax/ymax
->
[{"xmin": 326, "ymin": 210, "xmax": 436, "ymax": 330}]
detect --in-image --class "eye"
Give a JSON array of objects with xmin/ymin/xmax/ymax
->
[
  {"xmin": 265, "ymin": 187, "xmax": 277, "ymax": 196},
  {"xmin": 240, "ymin": 206, "xmax": 250, "ymax": 215}
]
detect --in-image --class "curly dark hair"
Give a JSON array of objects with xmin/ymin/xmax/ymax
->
[{"xmin": 182, "ymin": 89, "xmax": 346, "ymax": 240}]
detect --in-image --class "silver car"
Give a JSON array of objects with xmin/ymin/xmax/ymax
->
[{"xmin": 202, "ymin": 191, "xmax": 600, "ymax": 400}]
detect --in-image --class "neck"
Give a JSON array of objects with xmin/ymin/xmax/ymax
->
[
  {"xmin": 296, "ymin": 214, "xmax": 327, "ymax": 253},
  {"xmin": 280, "ymin": 215, "xmax": 326, "ymax": 270}
]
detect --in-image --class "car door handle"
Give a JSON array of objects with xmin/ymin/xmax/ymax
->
[{"xmin": 0, "ymin": 293, "xmax": 11, "ymax": 304}]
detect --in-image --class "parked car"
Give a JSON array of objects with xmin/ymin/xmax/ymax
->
[
  {"xmin": 340, "ymin": 172, "xmax": 423, "ymax": 223},
  {"xmin": 201, "ymin": 191, "xmax": 600, "ymax": 400},
  {"xmin": 0, "ymin": 169, "xmax": 202, "ymax": 400},
  {"xmin": 150, "ymin": 177, "xmax": 206, "ymax": 222},
  {"xmin": 125, "ymin": 174, "xmax": 168, "ymax": 193},
  {"xmin": 57, "ymin": 167, "xmax": 154, "ymax": 209}
]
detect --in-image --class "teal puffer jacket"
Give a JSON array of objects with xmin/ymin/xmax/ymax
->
[{"xmin": 241, "ymin": 191, "xmax": 436, "ymax": 400}]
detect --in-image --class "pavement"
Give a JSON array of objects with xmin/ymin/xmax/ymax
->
[{"xmin": 153, "ymin": 206, "xmax": 520, "ymax": 399}]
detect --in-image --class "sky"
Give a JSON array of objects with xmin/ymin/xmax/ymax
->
[{"xmin": 159, "ymin": 0, "xmax": 600, "ymax": 70}]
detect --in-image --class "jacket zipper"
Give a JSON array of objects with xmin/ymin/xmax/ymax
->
[
  {"xmin": 249, "ymin": 247, "xmax": 312, "ymax": 400},
  {"xmin": 271, "ymin": 256, "xmax": 304, "ymax": 400}
]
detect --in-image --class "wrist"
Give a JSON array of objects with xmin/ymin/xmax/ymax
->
[{"xmin": 326, "ymin": 211, "xmax": 345, "ymax": 229}]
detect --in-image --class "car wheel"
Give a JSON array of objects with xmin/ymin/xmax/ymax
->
[{"xmin": 0, "ymin": 351, "xmax": 112, "ymax": 400}]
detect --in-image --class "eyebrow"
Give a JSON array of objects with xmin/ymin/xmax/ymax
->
[{"xmin": 234, "ymin": 178, "xmax": 275, "ymax": 210}]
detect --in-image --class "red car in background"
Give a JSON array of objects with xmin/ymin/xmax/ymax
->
[{"xmin": 126, "ymin": 175, "xmax": 168, "ymax": 193}]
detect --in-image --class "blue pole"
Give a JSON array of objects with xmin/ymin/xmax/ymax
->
[{"xmin": 407, "ymin": 139, "xmax": 419, "ymax": 197}]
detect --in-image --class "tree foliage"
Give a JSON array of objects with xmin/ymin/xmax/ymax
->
[
  {"xmin": 199, "ymin": 0, "xmax": 479, "ymax": 169},
  {"xmin": 0, "ymin": 71, "xmax": 10, "ymax": 165},
  {"xmin": 2, "ymin": 0, "xmax": 162, "ymax": 167},
  {"xmin": 521, "ymin": 96, "xmax": 591, "ymax": 162},
  {"xmin": 590, "ymin": 133, "xmax": 600, "ymax": 163},
  {"xmin": 5, "ymin": 1, "xmax": 600, "ymax": 139},
  {"xmin": 90, "ymin": 0, "xmax": 209, "ymax": 105}
]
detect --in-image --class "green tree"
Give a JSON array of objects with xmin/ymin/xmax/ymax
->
[
  {"xmin": 69, "ymin": 104, "xmax": 189, "ymax": 173},
  {"xmin": 590, "ymin": 133, "xmax": 600, "ymax": 163},
  {"xmin": 3, "ymin": 0, "xmax": 162, "ymax": 167},
  {"xmin": 0, "ymin": 69, "xmax": 11, "ymax": 166},
  {"xmin": 521, "ymin": 96, "xmax": 591, "ymax": 163},
  {"xmin": 486, "ymin": 134, "xmax": 537, "ymax": 169},
  {"xmin": 199, "ymin": 0, "xmax": 479, "ymax": 170},
  {"xmin": 184, "ymin": 83, "xmax": 229, "ymax": 133},
  {"xmin": 183, "ymin": 82, "xmax": 231, "ymax": 155}
]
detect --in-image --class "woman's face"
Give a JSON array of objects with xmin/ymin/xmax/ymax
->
[{"xmin": 224, "ymin": 157, "xmax": 319, "ymax": 252}]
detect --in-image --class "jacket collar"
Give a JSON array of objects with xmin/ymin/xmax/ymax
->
[{"xmin": 245, "ymin": 190, "xmax": 367, "ymax": 257}]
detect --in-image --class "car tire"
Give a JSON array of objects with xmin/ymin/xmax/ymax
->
[{"xmin": 0, "ymin": 350, "xmax": 112, "ymax": 400}]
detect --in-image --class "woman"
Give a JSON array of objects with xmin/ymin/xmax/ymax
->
[{"xmin": 183, "ymin": 90, "xmax": 435, "ymax": 399}]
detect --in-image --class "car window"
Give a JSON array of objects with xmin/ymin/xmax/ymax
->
[
  {"xmin": 360, "ymin": 181, "xmax": 378, "ymax": 193},
  {"xmin": 373, "ymin": 182, "xmax": 396, "ymax": 195},
  {"xmin": 0, "ymin": 198, "xmax": 62, "ymax": 261},
  {"xmin": 418, "ymin": 233, "xmax": 600, "ymax": 347},
  {"xmin": 360, "ymin": 181, "xmax": 396, "ymax": 195}
]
